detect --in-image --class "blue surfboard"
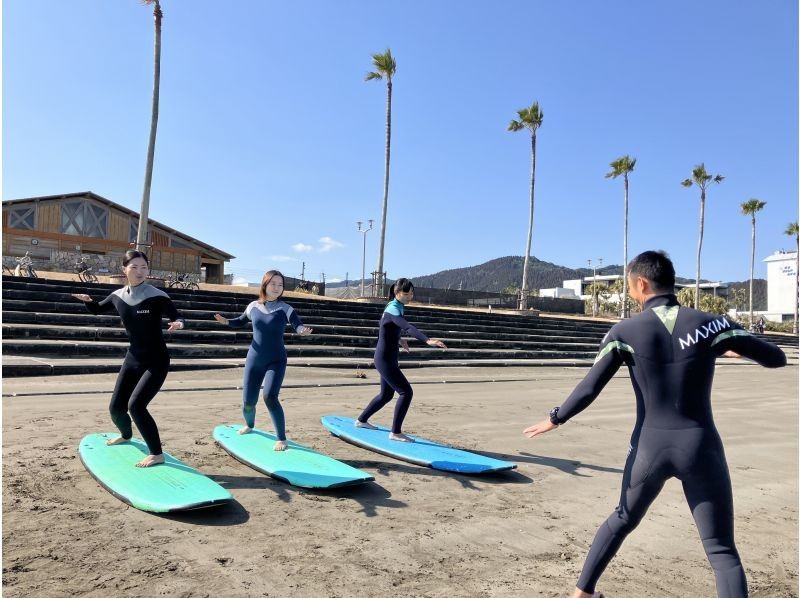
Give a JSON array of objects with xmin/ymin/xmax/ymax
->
[
  {"xmin": 213, "ymin": 424, "xmax": 374, "ymax": 489},
  {"xmin": 320, "ymin": 415, "xmax": 516, "ymax": 474},
  {"xmin": 79, "ymin": 433, "xmax": 233, "ymax": 513}
]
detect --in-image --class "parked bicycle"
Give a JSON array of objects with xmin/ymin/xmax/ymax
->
[
  {"xmin": 166, "ymin": 272, "xmax": 199, "ymax": 290},
  {"xmin": 74, "ymin": 258, "xmax": 99, "ymax": 283},
  {"xmin": 14, "ymin": 253, "xmax": 38, "ymax": 278}
]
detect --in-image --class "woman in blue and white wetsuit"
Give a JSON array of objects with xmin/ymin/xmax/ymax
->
[
  {"xmin": 356, "ymin": 278, "xmax": 447, "ymax": 442},
  {"xmin": 214, "ymin": 270, "xmax": 312, "ymax": 451}
]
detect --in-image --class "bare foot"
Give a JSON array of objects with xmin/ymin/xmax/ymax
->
[
  {"xmin": 274, "ymin": 440, "xmax": 288, "ymax": 451},
  {"xmin": 135, "ymin": 454, "xmax": 165, "ymax": 468},
  {"xmin": 106, "ymin": 436, "xmax": 130, "ymax": 446},
  {"xmin": 571, "ymin": 590, "xmax": 603, "ymax": 598},
  {"xmin": 355, "ymin": 420, "xmax": 377, "ymax": 430},
  {"xmin": 389, "ymin": 432, "xmax": 414, "ymax": 443},
  {"xmin": 238, "ymin": 426, "xmax": 252, "ymax": 435}
]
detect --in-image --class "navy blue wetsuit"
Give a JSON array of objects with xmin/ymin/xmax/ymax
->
[
  {"xmin": 553, "ymin": 294, "xmax": 786, "ymax": 597},
  {"xmin": 225, "ymin": 300, "xmax": 306, "ymax": 440},
  {"xmin": 358, "ymin": 299, "xmax": 429, "ymax": 433},
  {"xmin": 83, "ymin": 284, "xmax": 184, "ymax": 456}
]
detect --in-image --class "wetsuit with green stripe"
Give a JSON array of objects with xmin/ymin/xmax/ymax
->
[{"xmin": 553, "ymin": 294, "xmax": 786, "ymax": 597}]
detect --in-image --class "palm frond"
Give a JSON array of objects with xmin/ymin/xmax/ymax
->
[
  {"xmin": 741, "ymin": 199, "xmax": 767, "ymax": 215},
  {"xmin": 365, "ymin": 71, "xmax": 383, "ymax": 82},
  {"xmin": 785, "ymin": 222, "xmax": 799, "ymax": 236}
]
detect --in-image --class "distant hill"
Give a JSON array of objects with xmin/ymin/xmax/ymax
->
[
  {"xmin": 405, "ymin": 256, "xmax": 622, "ymax": 292},
  {"xmin": 328, "ymin": 256, "xmax": 765, "ymax": 305},
  {"xmin": 727, "ymin": 279, "xmax": 767, "ymax": 311}
]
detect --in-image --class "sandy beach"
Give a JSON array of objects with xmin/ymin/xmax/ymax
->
[{"xmin": 2, "ymin": 364, "xmax": 797, "ymax": 597}]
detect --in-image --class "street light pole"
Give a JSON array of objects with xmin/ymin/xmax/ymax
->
[
  {"xmin": 588, "ymin": 257, "xmax": 603, "ymax": 317},
  {"xmin": 357, "ymin": 220, "xmax": 374, "ymax": 297}
]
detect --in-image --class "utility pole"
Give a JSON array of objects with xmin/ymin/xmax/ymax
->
[{"xmin": 357, "ymin": 219, "xmax": 374, "ymax": 297}]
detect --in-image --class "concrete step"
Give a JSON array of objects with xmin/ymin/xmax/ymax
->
[
  {"xmin": 1, "ymin": 338, "xmax": 596, "ymax": 362},
  {"xmin": 0, "ymin": 322, "xmax": 603, "ymax": 351}
]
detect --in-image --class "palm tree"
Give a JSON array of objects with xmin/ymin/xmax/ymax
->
[
  {"xmin": 786, "ymin": 221, "xmax": 799, "ymax": 334},
  {"xmin": 135, "ymin": 0, "xmax": 163, "ymax": 252},
  {"xmin": 606, "ymin": 155, "xmax": 637, "ymax": 318},
  {"xmin": 508, "ymin": 102, "xmax": 544, "ymax": 310},
  {"xmin": 365, "ymin": 49, "xmax": 396, "ymax": 296},
  {"xmin": 681, "ymin": 164, "xmax": 724, "ymax": 309},
  {"xmin": 741, "ymin": 199, "xmax": 767, "ymax": 326}
]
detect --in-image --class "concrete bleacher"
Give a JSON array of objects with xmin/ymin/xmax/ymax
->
[{"xmin": 2, "ymin": 277, "xmax": 796, "ymax": 377}]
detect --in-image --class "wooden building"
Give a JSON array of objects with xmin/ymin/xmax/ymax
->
[{"xmin": 2, "ymin": 192, "xmax": 234, "ymax": 283}]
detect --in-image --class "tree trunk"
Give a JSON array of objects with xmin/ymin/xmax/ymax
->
[
  {"xmin": 695, "ymin": 190, "xmax": 705, "ymax": 310},
  {"xmin": 136, "ymin": 1, "xmax": 162, "ymax": 252},
  {"xmin": 622, "ymin": 174, "xmax": 629, "ymax": 318},
  {"xmin": 520, "ymin": 132, "xmax": 536, "ymax": 310},
  {"xmin": 795, "ymin": 234, "xmax": 799, "ymax": 334},
  {"xmin": 374, "ymin": 79, "xmax": 392, "ymax": 296},
  {"xmin": 749, "ymin": 214, "xmax": 755, "ymax": 327}
]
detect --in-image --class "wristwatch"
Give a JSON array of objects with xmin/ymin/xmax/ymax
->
[{"xmin": 549, "ymin": 406, "xmax": 563, "ymax": 426}]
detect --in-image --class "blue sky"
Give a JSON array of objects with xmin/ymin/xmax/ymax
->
[{"xmin": 4, "ymin": 1, "xmax": 797, "ymax": 284}]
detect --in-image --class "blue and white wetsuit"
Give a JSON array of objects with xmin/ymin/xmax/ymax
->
[{"xmin": 225, "ymin": 300, "xmax": 307, "ymax": 440}]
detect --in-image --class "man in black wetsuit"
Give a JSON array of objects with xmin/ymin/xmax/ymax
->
[{"xmin": 524, "ymin": 250, "xmax": 786, "ymax": 598}]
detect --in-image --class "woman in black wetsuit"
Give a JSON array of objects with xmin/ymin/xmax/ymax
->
[
  {"xmin": 72, "ymin": 250, "xmax": 184, "ymax": 468},
  {"xmin": 355, "ymin": 279, "xmax": 446, "ymax": 442}
]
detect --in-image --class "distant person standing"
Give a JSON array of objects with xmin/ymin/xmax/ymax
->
[
  {"xmin": 524, "ymin": 250, "xmax": 786, "ymax": 598},
  {"xmin": 355, "ymin": 278, "xmax": 447, "ymax": 441}
]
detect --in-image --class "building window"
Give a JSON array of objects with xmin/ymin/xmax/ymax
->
[
  {"xmin": 60, "ymin": 201, "xmax": 108, "ymax": 238},
  {"xmin": 8, "ymin": 206, "xmax": 35, "ymax": 230},
  {"xmin": 85, "ymin": 203, "xmax": 108, "ymax": 238},
  {"xmin": 61, "ymin": 202, "xmax": 84, "ymax": 236},
  {"xmin": 170, "ymin": 237, "xmax": 193, "ymax": 249}
]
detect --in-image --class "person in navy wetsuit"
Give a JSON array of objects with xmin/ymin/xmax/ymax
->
[
  {"xmin": 72, "ymin": 250, "xmax": 185, "ymax": 468},
  {"xmin": 355, "ymin": 278, "xmax": 447, "ymax": 442},
  {"xmin": 214, "ymin": 270, "xmax": 312, "ymax": 451},
  {"xmin": 524, "ymin": 251, "xmax": 786, "ymax": 598}
]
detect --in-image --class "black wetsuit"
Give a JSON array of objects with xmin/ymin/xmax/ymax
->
[
  {"xmin": 358, "ymin": 299, "xmax": 429, "ymax": 433},
  {"xmin": 83, "ymin": 284, "xmax": 183, "ymax": 455},
  {"xmin": 554, "ymin": 294, "xmax": 786, "ymax": 597}
]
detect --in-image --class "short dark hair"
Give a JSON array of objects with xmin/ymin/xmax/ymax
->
[
  {"xmin": 122, "ymin": 250, "xmax": 149, "ymax": 266},
  {"xmin": 389, "ymin": 278, "xmax": 414, "ymax": 298},
  {"xmin": 627, "ymin": 250, "xmax": 675, "ymax": 292}
]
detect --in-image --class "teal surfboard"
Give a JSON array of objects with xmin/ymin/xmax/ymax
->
[
  {"xmin": 213, "ymin": 424, "xmax": 374, "ymax": 489},
  {"xmin": 79, "ymin": 433, "xmax": 233, "ymax": 512},
  {"xmin": 321, "ymin": 415, "xmax": 516, "ymax": 474}
]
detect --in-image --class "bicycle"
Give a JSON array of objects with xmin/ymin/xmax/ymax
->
[
  {"xmin": 14, "ymin": 254, "xmax": 38, "ymax": 278},
  {"xmin": 166, "ymin": 272, "xmax": 199, "ymax": 290},
  {"xmin": 74, "ymin": 259, "xmax": 99, "ymax": 283}
]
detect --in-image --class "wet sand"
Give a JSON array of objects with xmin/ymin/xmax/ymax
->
[{"xmin": 2, "ymin": 364, "xmax": 797, "ymax": 597}]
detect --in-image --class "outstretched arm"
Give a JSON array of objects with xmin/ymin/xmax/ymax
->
[
  {"xmin": 524, "ymin": 337, "xmax": 625, "ymax": 438},
  {"xmin": 72, "ymin": 293, "xmax": 115, "ymax": 315},
  {"xmin": 712, "ymin": 325, "xmax": 786, "ymax": 368}
]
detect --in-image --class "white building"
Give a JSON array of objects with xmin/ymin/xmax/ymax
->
[{"xmin": 763, "ymin": 250, "xmax": 798, "ymax": 321}]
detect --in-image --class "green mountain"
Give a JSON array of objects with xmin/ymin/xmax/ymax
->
[{"xmin": 410, "ymin": 256, "xmax": 622, "ymax": 292}]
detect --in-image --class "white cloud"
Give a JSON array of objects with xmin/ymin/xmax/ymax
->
[
  {"xmin": 318, "ymin": 236, "xmax": 344, "ymax": 252},
  {"xmin": 292, "ymin": 243, "xmax": 314, "ymax": 253},
  {"xmin": 269, "ymin": 255, "xmax": 298, "ymax": 263},
  {"xmin": 327, "ymin": 277, "xmax": 343, "ymax": 283}
]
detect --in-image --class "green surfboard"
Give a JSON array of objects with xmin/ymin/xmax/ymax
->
[
  {"xmin": 213, "ymin": 424, "xmax": 374, "ymax": 489},
  {"xmin": 79, "ymin": 433, "xmax": 233, "ymax": 513}
]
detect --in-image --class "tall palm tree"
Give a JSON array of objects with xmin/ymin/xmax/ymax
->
[
  {"xmin": 740, "ymin": 199, "xmax": 767, "ymax": 326},
  {"xmin": 508, "ymin": 102, "xmax": 544, "ymax": 310},
  {"xmin": 136, "ymin": 0, "xmax": 163, "ymax": 252},
  {"xmin": 605, "ymin": 155, "xmax": 637, "ymax": 318},
  {"xmin": 365, "ymin": 49, "xmax": 396, "ymax": 296},
  {"xmin": 786, "ymin": 221, "xmax": 799, "ymax": 334},
  {"xmin": 681, "ymin": 164, "xmax": 724, "ymax": 309}
]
